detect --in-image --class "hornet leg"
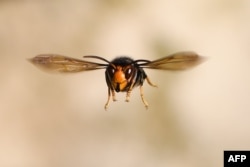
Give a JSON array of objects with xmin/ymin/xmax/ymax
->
[
  {"xmin": 146, "ymin": 76, "xmax": 157, "ymax": 87},
  {"xmin": 104, "ymin": 88, "xmax": 111, "ymax": 110},
  {"xmin": 125, "ymin": 80, "xmax": 136, "ymax": 102},
  {"xmin": 104, "ymin": 88, "xmax": 117, "ymax": 110},
  {"xmin": 140, "ymin": 85, "xmax": 149, "ymax": 109}
]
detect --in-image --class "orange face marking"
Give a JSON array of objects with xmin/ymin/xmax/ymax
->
[
  {"xmin": 112, "ymin": 66, "xmax": 128, "ymax": 92},
  {"xmin": 113, "ymin": 66, "xmax": 126, "ymax": 83}
]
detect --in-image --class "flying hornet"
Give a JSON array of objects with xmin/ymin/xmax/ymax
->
[{"xmin": 29, "ymin": 51, "xmax": 204, "ymax": 110}]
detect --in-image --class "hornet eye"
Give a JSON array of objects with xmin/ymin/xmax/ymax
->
[
  {"xmin": 125, "ymin": 67, "xmax": 132, "ymax": 79},
  {"xmin": 111, "ymin": 68, "xmax": 115, "ymax": 74}
]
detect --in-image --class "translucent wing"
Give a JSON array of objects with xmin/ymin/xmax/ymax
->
[
  {"xmin": 137, "ymin": 51, "xmax": 205, "ymax": 70},
  {"xmin": 28, "ymin": 54, "xmax": 108, "ymax": 73}
]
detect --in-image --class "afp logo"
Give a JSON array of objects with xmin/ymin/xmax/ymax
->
[{"xmin": 224, "ymin": 151, "xmax": 250, "ymax": 167}]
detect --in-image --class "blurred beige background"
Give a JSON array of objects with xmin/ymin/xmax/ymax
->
[{"xmin": 1, "ymin": 0, "xmax": 250, "ymax": 166}]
